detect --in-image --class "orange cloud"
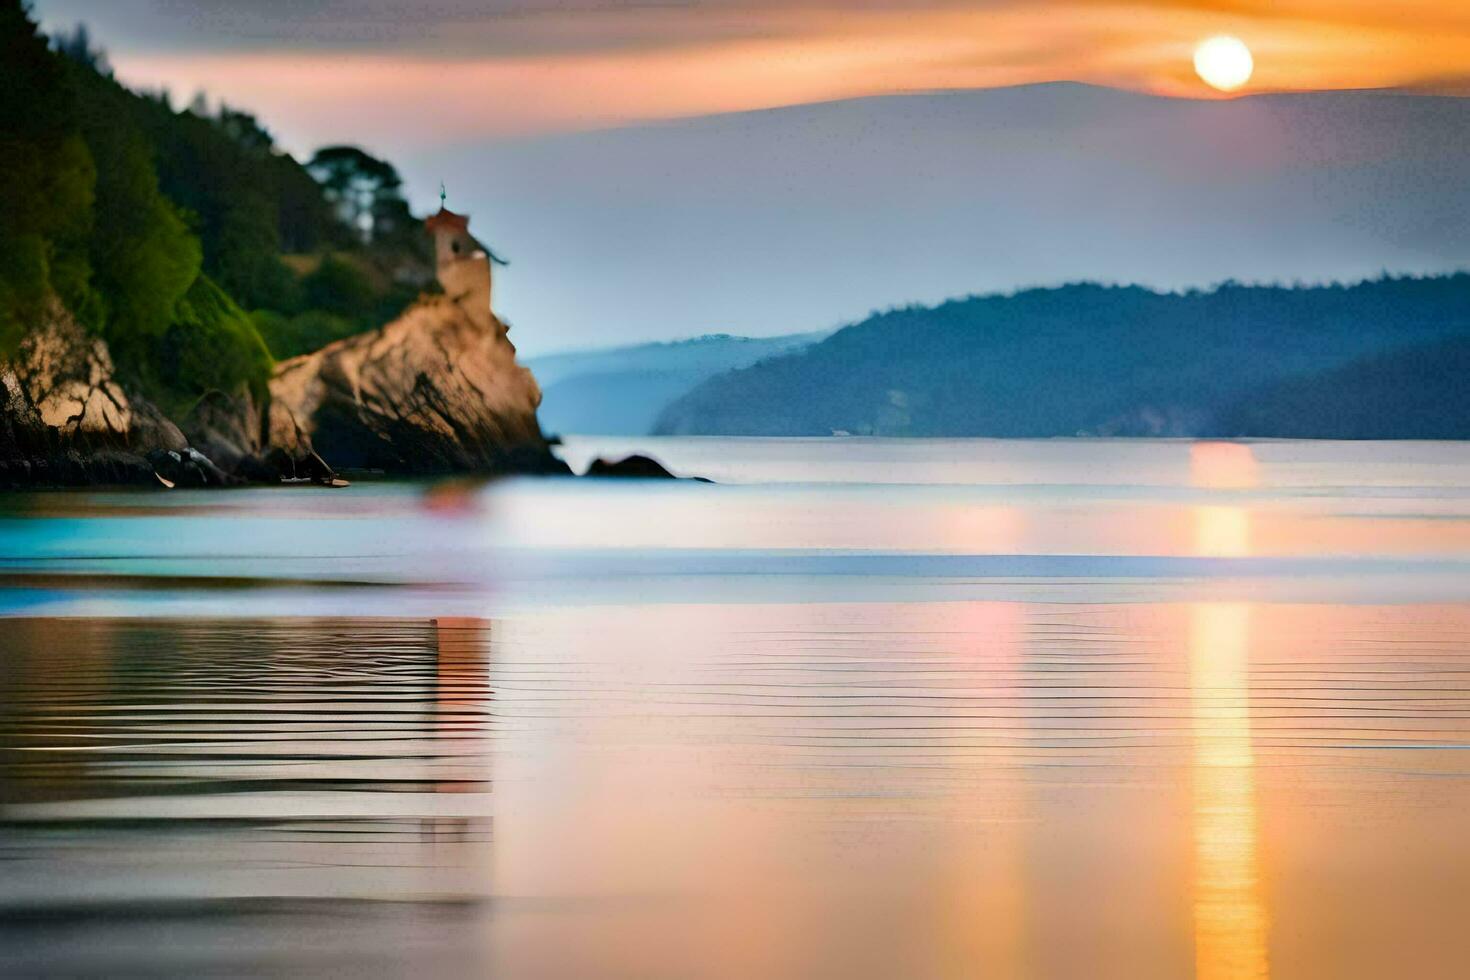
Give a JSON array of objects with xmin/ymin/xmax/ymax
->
[{"xmin": 103, "ymin": 1, "xmax": 1470, "ymax": 152}]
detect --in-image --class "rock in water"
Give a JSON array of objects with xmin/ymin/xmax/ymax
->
[
  {"xmin": 183, "ymin": 388, "xmax": 279, "ymax": 483},
  {"xmin": 584, "ymin": 454, "xmax": 681, "ymax": 479},
  {"xmin": 268, "ymin": 294, "xmax": 565, "ymax": 476},
  {"xmin": 145, "ymin": 447, "xmax": 231, "ymax": 488}
]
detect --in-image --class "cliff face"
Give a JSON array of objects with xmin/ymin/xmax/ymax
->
[
  {"xmin": 0, "ymin": 301, "xmax": 191, "ymax": 486},
  {"xmin": 1, "ymin": 288, "xmax": 565, "ymax": 486},
  {"xmin": 268, "ymin": 294, "xmax": 562, "ymax": 475},
  {"xmin": 2, "ymin": 201, "xmax": 563, "ymax": 486}
]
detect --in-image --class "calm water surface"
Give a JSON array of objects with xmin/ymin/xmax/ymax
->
[{"xmin": 3, "ymin": 438, "xmax": 1470, "ymax": 978}]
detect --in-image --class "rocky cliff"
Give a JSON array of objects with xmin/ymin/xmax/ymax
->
[
  {"xmin": 0, "ymin": 301, "xmax": 202, "ymax": 486},
  {"xmin": 268, "ymin": 293, "xmax": 563, "ymax": 475},
  {"xmin": 1, "ymin": 290, "xmax": 565, "ymax": 487}
]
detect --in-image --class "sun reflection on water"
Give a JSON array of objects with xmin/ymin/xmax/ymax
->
[
  {"xmin": 1190, "ymin": 442, "xmax": 1270, "ymax": 980},
  {"xmin": 1190, "ymin": 602, "xmax": 1270, "ymax": 980}
]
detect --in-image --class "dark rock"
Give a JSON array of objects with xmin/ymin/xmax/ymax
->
[
  {"xmin": 125, "ymin": 393, "xmax": 189, "ymax": 454},
  {"xmin": 584, "ymin": 454, "xmax": 681, "ymax": 479},
  {"xmin": 505, "ymin": 444, "xmax": 573, "ymax": 476},
  {"xmin": 145, "ymin": 448, "xmax": 231, "ymax": 488},
  {"xmin": 182, "ymin": 388, "xmax": 265, "ymax": 478},
  {"xmin": 88, "ymin": 450, "xmax": 157, "ymax": 486},
  {"xmin": 263, "ymin": 447, "xmax": 341, "ymax": 485}
]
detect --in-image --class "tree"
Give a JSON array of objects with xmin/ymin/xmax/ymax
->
[
  {"xmin": 70, "ymin": 63, "xmax": 201, "ymax": 344},
  {"xmin": 0, "ymin": 0, "xmax": 96, "ymax": 351},
  {"xmin": 216, "ymin": 104, "xmax": 275, "ymax": 155},
  {"xmin": 1, "ymin": 2, "xmax": 421, "ymax": 382},
  {"xmin": 50, "ymin": 21, "xmax": 109, "ymax": 76},
  {"xmin": 301, "ymin": 255, "xmax": 373, "ymax": 319},
  {"xmin": 306, "ymin": 145, "xmax": 414, "ymax": 244},
  {"xmin": 159, "ymin": 275, "xmax": 272, "ymax": 405}
]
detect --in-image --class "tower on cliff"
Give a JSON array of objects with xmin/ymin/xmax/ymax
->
[{"xmin": 424, "ymin": 192, "xmax": 507, "ymax": 330}]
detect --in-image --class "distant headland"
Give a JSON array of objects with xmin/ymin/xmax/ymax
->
[{"xmin": 652, "ymin": 275, "xmax": 1470, "ymax": 440}]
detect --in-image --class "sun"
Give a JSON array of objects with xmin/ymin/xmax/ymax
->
[{"xmin": 1194, "ymin": 36, "xmax": 1254, "ymax": 92}]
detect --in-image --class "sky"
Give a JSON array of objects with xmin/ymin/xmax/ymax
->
[
  {"xmin": 32, "ymin": 0, "xmax": 1470, "ymax": 148},
  {"xmin": 29, "ymin": 0, "xmax": 1470, "ymax": 353}
]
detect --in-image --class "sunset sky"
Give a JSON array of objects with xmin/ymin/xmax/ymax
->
[
  {"xmin": 28, "ymin": 0, "xmax": 1470, "ymax": 353},
  {"xmin": 32, "ymin": 0, "xmax": 1470, "ymax": 151}
]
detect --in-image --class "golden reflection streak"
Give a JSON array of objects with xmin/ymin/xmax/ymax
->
[
  {"xmin": 1190, "ymin": 603, "xmax": 1269, "ymax": 980},
  {"xmin": 1195, "ymin": 507, "xmax": 1251, "ymax": 559},
  {"xmin": 1189, "ymin": 441, "xmax": 1269, "ymax": 980}
]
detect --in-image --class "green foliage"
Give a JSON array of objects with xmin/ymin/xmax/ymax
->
[
  {"xmin": 44, "ymin": 135, "xmax": 98, "ymax": 316},
  {"xmin": 154, "ymin": 276, "xmax": 273, "ymax": 407},
  {"xmin": 82, "ymin": 115, "xmax": 201, "ymax": 340},
  {"xmin": 0, "ymin": 237, "xmax": 48, "ymax": 354},
  {"xmin": 0, "ymin": 0, "xmax": 95, "ymax": 352},
  {"xmin": 302, "ymin": 255, "xmax": 375, "ymax": 320},
  {"xmin": 1, "ymin": 2, "xmax": 430, "ymax": 402},
  {"xmin": 252, "ymin": 309, "xmax": 362, "ymax": 360},
  {"xmin": 211, "ymin": 195, "xmax": 303, "ymax": 311},
  {"xmin": 133, "ymin": 96, "xmax": 347, "ymax": 291},
  {"xmin": 254, "ymin": 252, "xmax": 428, "ymax": 358},
  {"xmin": 49, "ymin": 21, "xmax": 107, "ymax": 75}
]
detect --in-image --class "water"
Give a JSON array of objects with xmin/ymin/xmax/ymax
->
[{"xmin": 3, "ymin": 438, "xmax": 1470, "ymax": 978}]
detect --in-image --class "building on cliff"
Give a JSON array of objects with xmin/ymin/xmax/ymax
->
[
  {"xmin": 424, "ymin": 205, "xmax": 508, "ymax": 332},
  {"xmin": 264, "ymin": 201, "xmax": 556, "ymax": 477}
]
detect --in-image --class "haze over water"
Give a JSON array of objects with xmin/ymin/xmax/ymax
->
[{"xmin": 4, "ymin": 438, "xmax": 1470, "ymax": 977}]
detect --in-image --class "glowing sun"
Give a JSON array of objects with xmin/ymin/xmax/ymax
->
[{"xmin": 1194, "ymin": 36, "xmax": 1254, "ymax": 92}]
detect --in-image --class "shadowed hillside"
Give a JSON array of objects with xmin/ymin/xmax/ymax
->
[
  {"xmin": 653, "ymin": 275, "xmax": 1470, "ymax": 438},
  {"xmin": 1217, "ymin": 335, "xmax": 1470, "ymax": 439}
]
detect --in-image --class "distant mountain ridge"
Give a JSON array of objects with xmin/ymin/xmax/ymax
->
[
  {"xmin": 652, "ymin": 275, "xmax": 1470, "ymax": 438},
  {"xmin": 527, "ymin": 331, "xmax": 826, "ymax": 435}
]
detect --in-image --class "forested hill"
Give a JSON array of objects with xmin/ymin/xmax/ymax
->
[
  {"xmin": 1214, "ymin": 334, "xmax": 1470, "ymax": 440},
  {"xmin": 0, "ymin": 4, "xmax": 431, "ymax": 413},
  {"xmin": 652, "ymin": 275, "xmax": 1470, "ymax": 438}
]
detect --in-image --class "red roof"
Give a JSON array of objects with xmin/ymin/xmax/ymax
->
[{"xmin": 424, "ymin": 208, "xmax": 469, "ymax": 233}]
